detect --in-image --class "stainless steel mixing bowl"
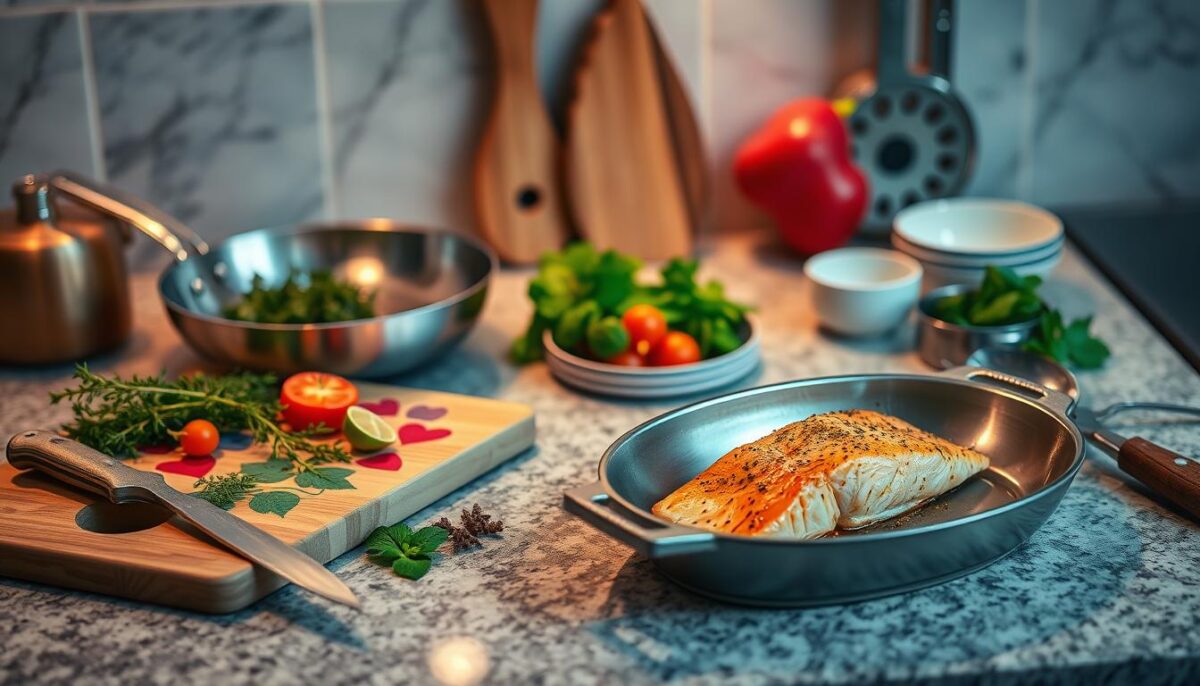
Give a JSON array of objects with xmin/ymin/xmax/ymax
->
[
  {"xmin": 159, "ymin": 221, "xmax": 494, "ymax": 377},
  {"xmin": 44, "ymin": 172, "xmax": 495, "ymax": 377},
  {"xmin": 564, "ymin": 367, "xmax": 1084, "ymax": 607}
]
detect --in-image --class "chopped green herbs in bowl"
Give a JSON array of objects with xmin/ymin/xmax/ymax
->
[
  {"xmin": 925, "ymin": 265, "xmax": 1110, "ymax": 369},
  {"xmin": 223, "ymin": 270, "xmax": 376, "ymax": 324}
]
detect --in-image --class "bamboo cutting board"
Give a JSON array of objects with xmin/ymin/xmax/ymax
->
[
  {"xmin": 564, "ymin": 0, "xmax": 706, "ymax": 260},
  {"xmin": 0, "ymin": 383, "xmax": 534, "ymax": 613},
  {"xmin": 473, "ymin": 0, "xmax": 571, "ymax": 264}
]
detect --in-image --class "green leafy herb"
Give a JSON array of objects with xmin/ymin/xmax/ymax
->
[
  {"xmin": 240, "ymin": 459, "xmax": 296, "ymax": 483},
  {"xmin": 365, "ymin": 522, "xmax": 448, "ymax": 580},
  {"xmin": 50, "ymin": 365, "xmax": 353, "ymax": 471},
  {"xmin": 511, "ymin": 243, "xmax": 751, "ymax": 363},
  {"xmin": 295, "ymin": 467, "xmax": 355, "ymax": 491},
  {"xmin": 932, "ymin": 266, "xmax": 1111, "ymax": 369},
  {"xmin": 931, "ymin": 266, "xmax": 1044, "ymax": 326},
  {"xmin": 1023, "ymin": 310, "xmax": 1111, "ymax": 369},
  {"xmin": 248, "ymin": 491, "xmax": 301, "ymax": 518},
  {"xmin": 192, "ymin": 473, "xmax": 259, "ymax": 510},
  {"xmin": 223, "ymin": 269, "xmax": 376, "ymax": 324}
]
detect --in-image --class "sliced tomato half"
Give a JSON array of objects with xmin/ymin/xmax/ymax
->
[{"xmin": 280, "ymin": 372, "xmax": 359, "ymax": 431}]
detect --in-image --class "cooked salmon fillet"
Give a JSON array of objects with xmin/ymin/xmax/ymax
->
[{"xmin": 651, "ymin": 409, "xmax": 989, "ymax": 539}]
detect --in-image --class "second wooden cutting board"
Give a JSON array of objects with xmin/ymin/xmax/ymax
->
[{"xmin": 565, "ymin": 0, "xmax": 707, "ymax": 261}]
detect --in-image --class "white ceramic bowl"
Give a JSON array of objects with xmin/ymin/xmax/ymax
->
[
  {"xmin": 894, "ymin": 199, "xmax": 1063, "ymax": 256},
  {"xmin": 803, "ymin": 248, "xmax": 922, "ymax": 337},
  {"xmin": 919, "ymin": 249, "xmax": 1062, "ymax": 291},
  {"xmin": 891, "ymin": 231, "xmax": 1064, "ymax": 268}
]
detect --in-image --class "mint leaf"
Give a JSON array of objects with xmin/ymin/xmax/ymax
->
[
  {"xmin": 410, "ymin": 526, "xmax": 449, "ymax": 554},
  {"xmin": 365, "ymin": 526, "xmax": 403, "ymax": 562},
  {"xmin": 391, "ymin": 554, "xmax": 433, "ymax": 580},
  {"xmin": 248, "ymin": 491, "xmax": 300, "ymax": 518},
  {"xmin": 240, "ymin": 459, "xmax": 295, "ymax": 483},
  {"xmin": 295, "ymin": 467, "xmax": 355, "ymax": 490}
]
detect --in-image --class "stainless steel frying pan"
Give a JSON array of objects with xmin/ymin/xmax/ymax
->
[
  {"xmin": 46, "ymin": 172, "xmax": 496, "ymax": 377},
  {"xmin": 564, "ymin": 367, "xmax": 1086, "ymax": 607}
]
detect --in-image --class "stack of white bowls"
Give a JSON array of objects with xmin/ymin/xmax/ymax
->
[
  {"xmin": 891, "ymin": 199, "xmax": 1064, "ymax": 290},
  {"xmin": 541, "ymin": 321, "xmax": 760, "ymax": 399}
]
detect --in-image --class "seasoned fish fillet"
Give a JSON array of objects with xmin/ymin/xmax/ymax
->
[{"xmin": 651, "ymin": 409, "xmax": 989, "ymax": 539}]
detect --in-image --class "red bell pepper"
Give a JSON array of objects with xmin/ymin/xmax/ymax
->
[{"xmin": 734, "ymin": 98, "xmax": 868, "ymax": 254}]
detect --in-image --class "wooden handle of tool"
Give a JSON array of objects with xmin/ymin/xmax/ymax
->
[
  {"xmin": 1118, "ymin": 437, "xmax": 1200, "ymax": 520},
  {"xmin": 473, "ymin": 0, "xmax": 569, "ymax": 264}
]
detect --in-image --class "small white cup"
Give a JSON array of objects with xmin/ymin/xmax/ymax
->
[{"xmin": 804, "ymin": 248, "xmax": 923, "ymax": 337}]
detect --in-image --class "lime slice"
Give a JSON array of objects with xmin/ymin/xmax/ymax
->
[{"xmin": 343, "ymin": 406, "xmax": 397, "ymax": 451}]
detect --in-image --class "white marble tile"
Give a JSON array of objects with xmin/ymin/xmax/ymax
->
[
  {"xmin": 709, "ymin": 0, "xmax": 877, "ymax": 232},
  {"xmin": 1029, "ymin": 0, "xmax": 1200, "ymax": 206},
  {"xmin": 953, "ymin": 0, "xmax": 1029, "ymax": 199},
  {"xmin": 322, "ymin": 0, "xmax": 488, "ymax": 232},
  {"xmin": 89, "ymin": 3, "xmax": 323, "ymax": 256},
  {"xmin": 0, "ymin": 12, "xmax": 94, "ymax": 184}
]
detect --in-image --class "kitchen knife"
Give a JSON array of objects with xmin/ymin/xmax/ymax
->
[
  {"xmin": 5, "ymin": 430, "xmax": 360, "ymax": 609},
  {"xmin": 1071, "ymin": 407, "xmax": 1200, "ymax": 519}
]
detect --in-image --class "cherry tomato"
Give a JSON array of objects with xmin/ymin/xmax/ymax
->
[
  {"xmin": 179, "ymin": 419, "xmax": 220, "ymax": 457},
  {"xmin": 280, "ymin": 372, "xmax": 359, "ymax": 430},
  {"xmin": 606, "ymin": 350, "xmax": 647, "ymax": 367},
  {"xmin": 649, "ymin": 331, "xmax": 702, "ymax": 366},
  {"xmin": 622, "ymin": 304, "xmax": 668, "ymax": 355}
]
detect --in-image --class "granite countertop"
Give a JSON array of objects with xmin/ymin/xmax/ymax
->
[{"xmin": 1, "ymin": 231, "xmax": 1199, "ymax": 685}]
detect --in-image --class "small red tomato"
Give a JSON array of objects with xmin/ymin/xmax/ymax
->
[
  {"xmin": 606, "ymin": 350, "xmax": 647, "ymax": 367},
  {"xmin": 622, "ymin": 304, "xmax": 668, "ymax": 355},
  {"xmin": 179, "ymin": 419, "xmax": 220, "ymax": 457},
  {"xmin": 649, "ymin": 331, "xmax": 702, "ymax": 366},
  {"xmin": 280, "ymin": 372, "xmax": 359, "ymax": 430}
]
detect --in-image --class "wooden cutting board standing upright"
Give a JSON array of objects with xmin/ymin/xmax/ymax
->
[
  {"xmin": 473, "ymin": 0, "xmax": 571, "ymax": 264},
  {"xmin": 0, "ymin": 383, "xmax": 534, "ymax": 613},
  {"xmin": 565, "ymin": 0, "xmax": 708, "ymax": 260}
]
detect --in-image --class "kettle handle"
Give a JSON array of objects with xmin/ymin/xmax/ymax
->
[{"xmin": 49, "ymin": 171, "xmax": 209, "ymax": 261}]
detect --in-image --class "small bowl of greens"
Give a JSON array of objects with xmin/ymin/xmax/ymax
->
[{"xmin": 917, "ymin": 266, "xmax": 1110, "ymax": 370}]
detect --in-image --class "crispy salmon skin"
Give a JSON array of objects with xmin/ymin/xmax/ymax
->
[{"xmin": 651, "ymin": 409, "xmax": 990, "ymax": 539}]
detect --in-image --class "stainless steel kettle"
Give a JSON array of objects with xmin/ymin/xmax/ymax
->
[{"xmin": 0, "ymin": 174, "xmax": 132, "ymax": 363}]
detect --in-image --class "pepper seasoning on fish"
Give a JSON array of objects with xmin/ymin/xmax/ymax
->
[{"xmin": 651, "ymin": 409, "xmax": 990, "ymax": 538}]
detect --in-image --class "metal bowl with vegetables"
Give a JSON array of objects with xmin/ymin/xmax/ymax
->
[
  {"xmin": 511, "ymin": 244, "xmax": 759, "ymax": 397},
  {"xmin": 46, "ymin": 172, "xmax": 495, "ymax": 378},
  {"xmin": 917, "ymin": 265, "xmax": 1110, "ymax": 369}
]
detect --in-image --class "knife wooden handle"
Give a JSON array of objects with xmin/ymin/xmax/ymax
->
[
  {"xmin": 1118, "ymin": 436, "xmax": 1200, "ymax": 519},
  {"xmin": 6, "ymin": 430, "xmax": 162, "ymax": 504}
]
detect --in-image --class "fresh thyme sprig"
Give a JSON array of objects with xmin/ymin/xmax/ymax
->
[{"xmin": 50, "ymin": 364, "xmax": 351, "ymax": 470}]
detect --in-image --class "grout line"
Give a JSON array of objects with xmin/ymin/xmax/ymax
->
[
  {"xmin": 310, "ymin": 0, "xmax": 338, "ymax": 221},
  {"xmin": 1017, "ymin": 0, "xmax": 1038, "ymax": 202},
  {"xmin": 77, "ymin": 6, "xmax": 107, "ymax": 181}
]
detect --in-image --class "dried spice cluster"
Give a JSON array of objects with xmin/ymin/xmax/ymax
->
[{"xmin": 435, "ymin": 504, "xmax": 504, "ymax": 552}]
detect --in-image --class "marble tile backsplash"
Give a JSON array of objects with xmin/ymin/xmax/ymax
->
[{"xmin": 0, "ymin": 0, "xmax": 1196, "ymax": 245}]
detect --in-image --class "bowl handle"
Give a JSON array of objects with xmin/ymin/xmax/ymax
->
[
  {"xmin": 563, "ymin": 482, "xmax": 717, "ymax": 558},
  {"xmin": 939, "ymin": 365, "xmax": 1075, "ymax": 416}
]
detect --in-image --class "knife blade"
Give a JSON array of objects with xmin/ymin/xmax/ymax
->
[{"xmin": 5, "ymin": 430, "xmax": 359, "ymax": 609}]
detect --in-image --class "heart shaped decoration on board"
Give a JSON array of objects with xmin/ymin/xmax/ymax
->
[
  {"xmin": 155, "ymin": 456, "xmax": 216, "ymax": 478},
  {"xmin": 358, "ymin": 398, "xmax": 400, "ymax": 416},
  {"xmin": 356, "ymin": 452, "xmax": 402, "ymax": 471},
  {"xmin": 398, "ymin": 424, "xmax": 451, "ymax": 445},
  {"xmin": 406, "ymin": 405, "xmax": 448, "ymax": 421}
]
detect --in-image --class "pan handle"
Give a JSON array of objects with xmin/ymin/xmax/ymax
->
[
  {"xmin": 940, "ymin": 366, "xmax": 1075, "ymax": 416},
  {"xmin": 563, "ymin": 482, "xmax": 718, "ymax": 559},
  {"xmin": 49, "ymin": 171, "xmax": 210, "ymax": 261}
]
